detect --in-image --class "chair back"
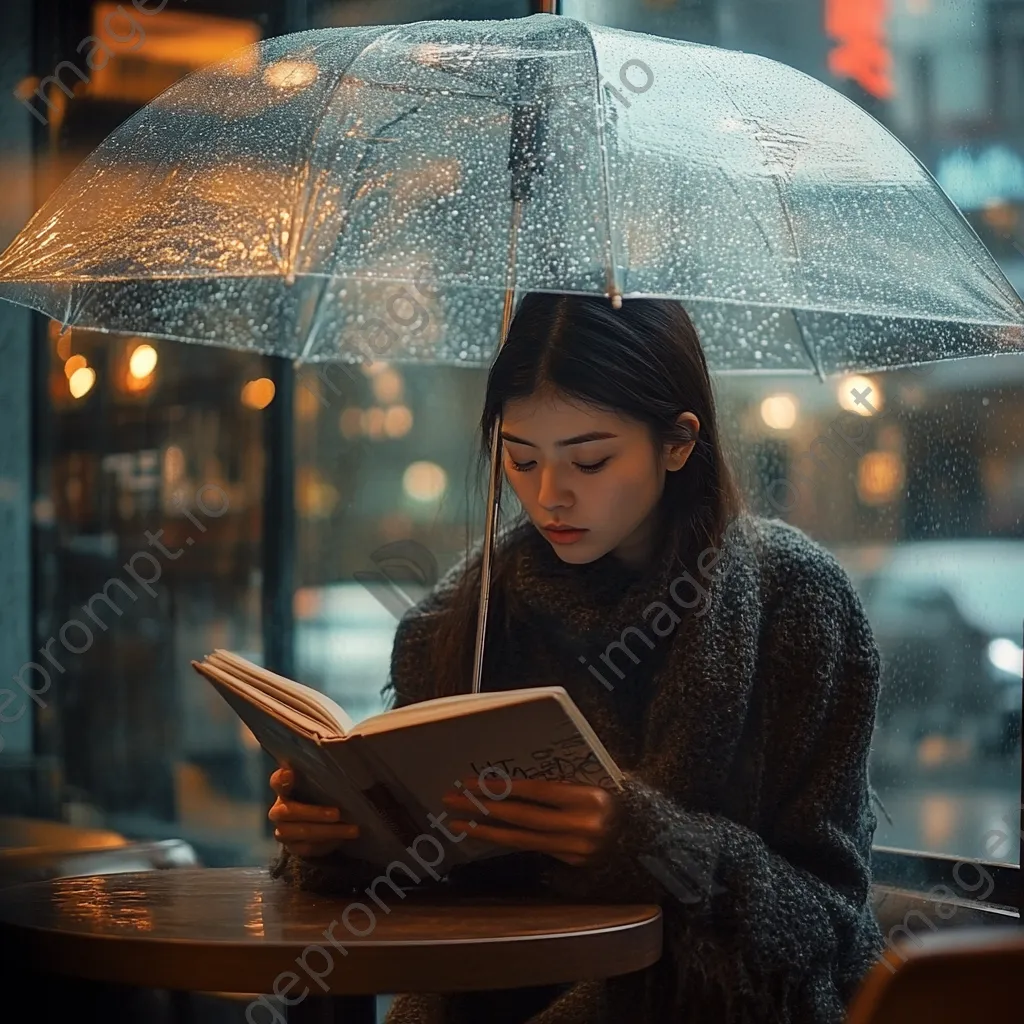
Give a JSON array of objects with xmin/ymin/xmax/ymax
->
[{"xmin": 846, "ymin": 925, "xmax": 1024, "ymax": 1023}]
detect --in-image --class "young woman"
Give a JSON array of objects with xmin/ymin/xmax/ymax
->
[{"xmin": 269, "ymin": 293, "xmax": 886, "ymax": 1024}]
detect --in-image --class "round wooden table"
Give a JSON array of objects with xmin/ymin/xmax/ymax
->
[{"xmin": 0, "ymin": 866, "xmax": 663, "ymax": 1022}]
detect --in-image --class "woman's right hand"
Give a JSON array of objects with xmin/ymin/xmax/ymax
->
[{"xmin": 269, "ymin": 767, "xmax": 360, "ymax": 859}]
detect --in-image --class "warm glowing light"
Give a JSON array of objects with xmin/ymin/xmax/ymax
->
[
  {"xmin": 129, "ymin": 343, "xmax": 158, "ymax": 379},
  {"xmin": 263, "ymin": 59, "xmax": 318, "ymax": 91},
  {"xmin": 297, "ymin": 467, "xmax": 340, "ymax": 519},
  {"xmin": 64, "ymin": 354, "xmax": 87, "ymax": 378},
  {"xmin": 56, "ymin": 330, "xmax": 73, "ymax": 361},
  {"xmin": 372, "ymin": 369, "xmax": 403, "ymax": 404},
  {"xmin": 384, "ymin": 405, "xmax": 413, "ymax": 438},
  {"xmin": 981, "ymin": 201, "xmax": 1018, "ymax": 233},
  {"xmin": 241, "ymin": 378, "xmax": 276, "ymax": 410},
  {"xmin": 920, "ymin": 792, "xmax": 961, "ymax": 847},
  {"xmin": 361, "ymin": 361, "xmax": 389, "ymax": 377},
  {"xmin": 125, "ymin": 370, "xmax": 154, "ymax": 394},
  {"xmin": 297, "ymin": 383, "xmax": 321, "ymax": 421},
  {"xmin": 293, "ymin": 588, "xmax": 321, "ymax": 619},
  {"xmin": 339, "ymin": 407, "xmax": 362, "ymax": 438},
  {"xmin": 69, "ymin": 366, "xmax": 96, "ymax": 399},
  {"xmin": 838, "ymin": 375, "xmax": 883, "ymax": 416},
  {"xmin": 403, "ymin": 461, "xmax": 447, "ymax": 502},
  {"xmin": 759, "ymin": 393, "xmax": 798, "ymax": 430},
  {"xmin": 163, "ymin": 445, "xmax": 186, "ymax": 486},
  {"xmin": 362, "ymin": 406, "xmax": 386, "ymax": 439},
  {"xmin": 857, "ymin": 451, "xmax": 904, "ymax": 505}
]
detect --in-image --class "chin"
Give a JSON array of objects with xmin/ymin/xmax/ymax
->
[{"xmin": 546, "ymin": 538, "xmax": 609, "ymax": 565}]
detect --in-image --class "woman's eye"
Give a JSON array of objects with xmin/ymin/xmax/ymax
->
[{"xmin": 507, "ymin": 457, "xmax": 609, "ymax": 474}]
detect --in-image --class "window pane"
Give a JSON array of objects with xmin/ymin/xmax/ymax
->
[
  {"xmin": 34, "ymin": 326, "xmax": 270, "ymax": 864},
  {"xmin": 294, "ymin": 362, "xmax": 487, "ymax": 723},
  {"xmin": 13, "ymin": 2, "xmax": 276, "ymax": 867}
]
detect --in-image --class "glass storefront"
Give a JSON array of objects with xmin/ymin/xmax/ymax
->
[{"xmin": 0, "ymin": 0, "xmax": 1019, "ymax": 877}]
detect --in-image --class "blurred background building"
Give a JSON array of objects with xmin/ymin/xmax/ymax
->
[{"xmin": 0, "ymin": 0, "xmax": 1020, "ymax": 871}]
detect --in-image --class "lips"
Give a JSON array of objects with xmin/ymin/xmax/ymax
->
[{"xmin": 543, "ymin": 524, "xmax": 588, "ymax": 545}]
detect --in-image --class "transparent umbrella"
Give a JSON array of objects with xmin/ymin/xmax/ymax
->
[{"xmin": 1, "ymin": 14, "xmax": 1022, "ymax": 692}]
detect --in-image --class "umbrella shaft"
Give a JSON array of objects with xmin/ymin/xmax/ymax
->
[{"xmin": 470, "ymin": 206, "xmax": 524, "ymax": 694}]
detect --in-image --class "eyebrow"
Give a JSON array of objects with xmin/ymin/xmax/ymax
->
[{"xmin": 500, "ymin": 431, "xmax": 618, "ymax": 448}]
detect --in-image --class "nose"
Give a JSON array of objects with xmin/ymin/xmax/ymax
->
[{"xmin": 536, "ymin": 464, "xmax": 574, "ymax": 511}]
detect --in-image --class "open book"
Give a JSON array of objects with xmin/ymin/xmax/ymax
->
[{"xmin": 191, "ymin": 650, "xmax": 623, "ymax": 872}]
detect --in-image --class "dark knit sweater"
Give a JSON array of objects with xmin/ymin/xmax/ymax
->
[{"xmin": 270, "ymin": 513, "xmax": 886, "ymax": 1023}]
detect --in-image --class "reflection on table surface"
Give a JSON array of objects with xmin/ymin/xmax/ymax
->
[{"xmin": 0, "ymin": 867, "xmax": 661, "ymax": 944}]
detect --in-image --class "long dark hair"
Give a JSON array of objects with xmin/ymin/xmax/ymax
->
[{"xmin": 396, "ymin": 292, "xmax": 742, "ymax": 700}]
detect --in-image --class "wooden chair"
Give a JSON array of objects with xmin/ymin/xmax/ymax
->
[{"xmin": 846, "ymin": 925, "xmax": 1024, "ymax": 1023}]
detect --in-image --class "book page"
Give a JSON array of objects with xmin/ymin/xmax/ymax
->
[
  {"xmin": 207, "ymin": 649, "xmax": 354, "ymax": 735},
  {"xmin": 193, "ymin": 660, "xmax": 331, "ymax": 739},
  {"xmin": 356, "ymin": 695, "xmax": 623, "ymax": 866},
  {"xmin": 349, "ymin": 686, "xmax": 569, "ymax": 737}
]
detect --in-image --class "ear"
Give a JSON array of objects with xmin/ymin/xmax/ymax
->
[{"xmin": 664, "ymin": 412, "xmax": 700, "ymax": 472}]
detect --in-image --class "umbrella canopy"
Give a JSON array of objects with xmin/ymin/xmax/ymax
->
[{"xmin": 1, "ymin": 13, "xmax": 1021, "ymax": 376}]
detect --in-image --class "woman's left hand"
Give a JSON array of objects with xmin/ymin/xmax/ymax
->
[{"xmin": 441, "ymin": 776, "xmax": 621, "ymax": 867}]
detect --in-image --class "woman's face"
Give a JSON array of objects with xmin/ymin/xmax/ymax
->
[{"xmin": 500, "ymin": 389, "xmax": 698, "ymax": 568}]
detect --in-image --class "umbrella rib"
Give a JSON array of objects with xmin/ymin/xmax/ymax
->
[
  {"xmin": 295, "ymin": 103, "xmax": 425, "ymax": 364},
  {"xmin": 906, "ymin": 179, "xmax": 1024, "ymax": 310},
  {"xmin": 712, "ymin": 167, "xmax": 821, "ymax": 377},
  {"xmin": 582, "ymin": 24, "xmax": 621, "ymax": 302},
  {"xmin": 293, "ymin": 23, "xmax": 510, "ymax": 363},
  {"xmin": 686, "ymin": 50, "xmax": 828, "ymax": 378},
  {"xmin": 792, "ymin": 310, "xmax": 825, "ymax": 382},
  {"xmin": 285, "ymin": 26, "xmax": 403, "ymax": 283}
]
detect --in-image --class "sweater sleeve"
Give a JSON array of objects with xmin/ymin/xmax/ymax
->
[
  {"xmin": 270, "ymin": 567, "xmax": 460, "ymax": 894},
  {"xmin": 529, "ymin": 559, "xmax": 886, "ymax": 1022}
]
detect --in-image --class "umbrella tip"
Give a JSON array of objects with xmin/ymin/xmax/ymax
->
[{"xmin": 609, "ymin": 292, "xmax": 622, "ymax": 310}]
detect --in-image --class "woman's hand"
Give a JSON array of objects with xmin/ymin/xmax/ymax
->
[
  {"xmin": 442, "ymin": 776, "xmax": 621, "ymax": 867},
  {"xmin": 268, "ymin": 767, "xmax": 360, "ymax": 859}
]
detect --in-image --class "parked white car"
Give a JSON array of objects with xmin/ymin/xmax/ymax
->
[{"xmin": 847, "ymin": 539, "xmax": 1023, "ymax": 767}]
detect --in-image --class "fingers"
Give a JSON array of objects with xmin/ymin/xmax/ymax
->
[
  {"xmin": 273, "ymin": 821, "xmax": 360, "ymax": 843},
  {"xmin": 270, "ymin": 767, "xmax": 293, "ymax": 797},
  {"xmin": 443, "ymin": 792, "xmax": 599, "ymax": 837},
  {"xmin": 269, "ymin": 795, "xmax": 345, "ymax": 822},
  {"xmin": 269, "ymin": 769, "xmax": 343, "ymax": 821},
  {"xmin": 268, "ymin": 769, "xmax": 359, "ymax": 861},
  {"xmin": 458, "ymin": 776, "xmax": 613, "ymax": 811},
  {"xmin": 448, "ymin": 818, "xmax": 598, "ymax": 860}
]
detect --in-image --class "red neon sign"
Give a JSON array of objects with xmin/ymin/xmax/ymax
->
[{"xmin": 825, "ymin": 0, "xmax": 894, "ymax": 100}]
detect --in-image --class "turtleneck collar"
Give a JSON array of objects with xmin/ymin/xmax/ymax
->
[{"xmin": 504, "ymin": 519, "xmax": 691, "ymax": 655}]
